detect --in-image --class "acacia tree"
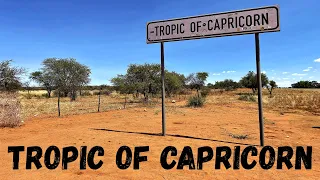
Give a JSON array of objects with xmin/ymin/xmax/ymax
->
[
  {"xmin": 125, "ymin": 63, "xmax": 161, "ymax": 100},
  {"xmin": 239, "ymin": 71, "xmax": 269, "ymax": 94},
  {"xmin": 0, "ymin": 60, "xmax": 25, "ymax": 91},
  {"xmin": 39, "ymin": 58, "xmax": 91, "ymax": 101},
  {"xmin": 111, "ymin": 64, "xmax": 187, "ymax": 100},
  {"xmin": 165, "ymin": 71, "xmax": 185, "ymax": 97},
  {"xmin": 111, "ymin": 74, "xmax": 136, "ymax": 94},
  {"xmin": 30, "ymin": 71, "xmax": 54, "ymax": 98},
  {"xmin": 23, "ymin": 80, "xmax": 32, "ymax": 95},
  {"xmin": 267, "ymin": 80, "xmax": 277, "ymax": 97},
  {"xmin": 186, "ymin": 72, "xmax": 209, "ymax": 97}
]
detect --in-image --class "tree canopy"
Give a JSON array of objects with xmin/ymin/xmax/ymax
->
[
  {"xmin": 213, "ymin": 79, "xmax": 240, "ymax": 90},
  {"xmin": 0, "ymin": 60, "xmax": 25, "ymax": 91},
  {"xmin": 239, "ymin": 71, "xmax": 269, "ymax": 93},
  {"xmin": 111, "ymin": 63, "xmax": 187, "ymax": 99},
  {"xmin": 30, "ymin": 71, "xmax": 55, "ymax": 98},
  {"xmin": 266, "ymin": 80, "xmax": 277, "ymax": 97},
  {"xmin": 186, "ymin": 72, "xmax": 208, "ymax": 90},
  {"xmin": 34, "ymin": 58, "xmax": 91, "ymax": 100}
]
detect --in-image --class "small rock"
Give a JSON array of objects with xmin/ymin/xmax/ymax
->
[
  {"xmin": 144, "ymin": 109, "xmax": 147, "ymax": 112},
  {"xmin": 172, "ymin": 100, "xmax": 176, "ymax": 103},
  {"xmin": 21, "ymin": 120, "xmax": 24, "ymax": 123},
  {"xmin": 286, "ymin": 136, "xmax": 289, "ymax": 138}
]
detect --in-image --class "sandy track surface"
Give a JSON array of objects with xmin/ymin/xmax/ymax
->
[{"xmin": 1, "ymin": 102, "xmax": 319, "ymax": 179}]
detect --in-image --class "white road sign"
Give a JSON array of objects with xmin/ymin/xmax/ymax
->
[{"xmin": 147, "ymin": 5, "xmax": 280, "ymax": 43}]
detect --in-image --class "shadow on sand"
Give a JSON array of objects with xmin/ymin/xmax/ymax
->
[{"xmin": 91, "ymin": 128, "xmax": 258, "ymax": 146}]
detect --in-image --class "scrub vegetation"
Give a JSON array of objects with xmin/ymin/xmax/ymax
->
[{"xmin": 1, "ymin": 59, "xmax": 320, "ymax": 126}]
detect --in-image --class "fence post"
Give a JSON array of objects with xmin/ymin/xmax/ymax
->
[
  {"xmin": 58, "ymin": 90, "xmax": 60, "ymax": 117},
  {"xmin": 98, "ymin": 88, "xmax": 101, "ymax": 112}
]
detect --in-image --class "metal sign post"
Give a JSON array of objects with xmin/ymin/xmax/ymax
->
[
  {"xmin": 147, "ymin": 5, "xmax": 280, "ymax": 144},
  {"xmin": 161, "ymin": 42, "xmax": 166, "ymax": 136},
  {"xmin": 255, "ymin": 33, "xmax": 264, "ymax": 146}
]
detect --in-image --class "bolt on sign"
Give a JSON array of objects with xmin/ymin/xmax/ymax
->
[{"xmin": 147, "ymin": 5, "xmax": 280, "ymax": 43}]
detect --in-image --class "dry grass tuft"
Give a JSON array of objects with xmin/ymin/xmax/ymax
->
[{"xmin": 0, "ymin": 92, "xmax": 22, "ymax": 128}]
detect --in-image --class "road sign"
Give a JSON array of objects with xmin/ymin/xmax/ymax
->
[{"xmin": 147, "ymin": 5, "xmax": 280, "ymax": 43}]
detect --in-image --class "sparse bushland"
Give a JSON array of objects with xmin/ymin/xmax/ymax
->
[
  {"xmin": 80, "ymin": 90, "xmax": 92, "ymax": 96},
  {"xmin": 93, "ymin": 90, "xmax": 111, "ymax": 96},
  {"xmin": 212, "ymin": 79, "xmax": 240, "ymax": 91},
  {"xmin": 187, "ymin": 95, "xmax": 206, "ymax": 107},
  {"xmin": 200, "ymin": 86, "xmax": 211, "ymax": 97},
  {"xmin": 266, "ymin": 89, "xmax": 320, "ymax": 114},
  {"xmin": 0, "ymin": 92, "xmax": 22, "ymax": 128},
  {"xmin": 238, "ymin": 94, "xmax": 256, "ymax": 102},
  {"xmin": 14, "ymin": 87, "xmax": 320, "ymax": 120}
]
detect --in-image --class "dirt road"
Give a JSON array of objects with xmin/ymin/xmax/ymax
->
[{"xmin": 0, "ymin": 102, "xmax": 319, "ymax": 179}]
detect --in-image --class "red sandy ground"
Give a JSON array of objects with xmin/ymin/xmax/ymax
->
[{"xmin": 0, "ymin": 102, "xmax": 319, "ymax": 179}]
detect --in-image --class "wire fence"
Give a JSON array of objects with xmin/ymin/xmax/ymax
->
[{"xmin": 19, "ymin": 92, "xmax": 196, "ymax": 119}]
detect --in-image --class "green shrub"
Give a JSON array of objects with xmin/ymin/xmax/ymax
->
[
  {"xmin": 187, "ymin": 96, "xmax": 206, "ymax": 107},
  {"xmin": 200, "ymin": 87, "xmax": 211, "ymax": 97},
  {"xmin": 41, "ymin": 93, "xmax": 50, "ymax": 98},
  {"xmin": 238, "ymin": 94, "xmax": 256, "ymax": 102},
  {"xmin": 179, "ymin": 88, "xmax": 192, "ymax": 95}
]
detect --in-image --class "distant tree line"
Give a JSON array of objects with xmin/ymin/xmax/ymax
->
[
  {"xmin": 207, "ymin": 71, "xmax": 277, "ymax": 95},
  {"xmin": 291, "ymin": 81, "xmax": 320, "ymax": 88},
  {"xmin": 2, "ymin": 59, "xmax": 319, "ymax": 101}
]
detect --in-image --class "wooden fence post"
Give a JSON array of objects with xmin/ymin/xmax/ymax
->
[
  {"xmin": 98, "ymin": 88, "xmax": 101, "ymax": 112},
  {"xmin": 58, "ymin": 90, "xmax": 60, "ymax": 117}
]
